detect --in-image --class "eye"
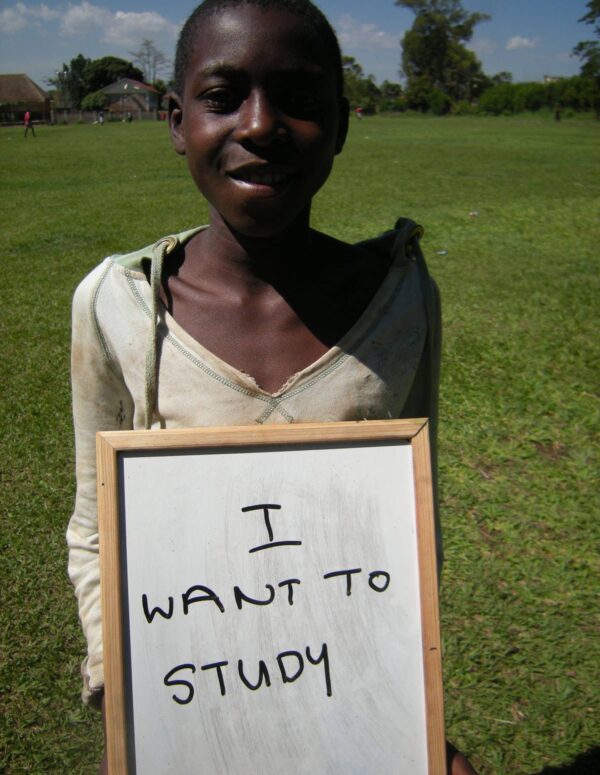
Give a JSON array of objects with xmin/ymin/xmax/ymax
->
[
  {"xmin": 281, "ymin": 90, "xmax": 321, "ymax": 118},
  {"xmin": 200, "ymin": 87, "xmax": 241, "ymax": 113},
  {"xmin": 271, "ymin": 73, "xmax": 328, "ymax": 120}
]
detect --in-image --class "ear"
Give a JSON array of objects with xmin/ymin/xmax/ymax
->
[
  {"xmin": 168, "ymin": 91, "xmax": 186, "ymax": 156},
  {"xmin": 335, "ymin": 97, "xmax": 350, "ymax": 155}
]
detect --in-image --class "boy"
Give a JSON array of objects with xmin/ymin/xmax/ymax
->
[{"xmin": 68, "ymin": 1, "xmax": 476, "ymax": 771}]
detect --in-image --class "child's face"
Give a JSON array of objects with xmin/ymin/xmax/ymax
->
[{"xmin": 170, "ymin": 4, "xmax": 348, "ymax": 238}]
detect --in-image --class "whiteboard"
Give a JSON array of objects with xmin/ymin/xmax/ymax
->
[{"xmin": 97, "ymin": 420, "xmax": 445, "ymax": 774}]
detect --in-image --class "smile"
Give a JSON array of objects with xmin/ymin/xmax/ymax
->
[{"xmin": 227, "ymin": 166, "xmax": 296, "ymax": 189}]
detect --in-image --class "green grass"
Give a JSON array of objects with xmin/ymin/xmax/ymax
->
[{"xmin": 1, "ymin": 116, "xmax": 599, "ymax": 774}]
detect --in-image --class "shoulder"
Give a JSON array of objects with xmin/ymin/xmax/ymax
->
[
  {"xmin": 72, "ymin": 258, "xmax": 115, "ymax": 311},
  {"xmin": 110, "ymin": 225, "xmax": 205, "ymax": 272},
  {"xmin": 72, "ymin": 254, "xmax": 137, "ymax": 323},
  {"xmin": 303, "ymin": 230, "xmax": 395, "ymax": 338},
  {"xmin": 73, "ymin": 226, "xmax": 207, "ymax": 307},
  {"xmin": 311, "ymin": 230, "xmax": 392, "ymax": 289}
]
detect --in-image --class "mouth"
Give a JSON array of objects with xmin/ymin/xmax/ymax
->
[
  {"xmin": 232, "ymin": 170, "xmax": 290, "ymax": 185},
  {"xmin": 227, "ymin": 165, "xmax": 295, "ymax": 191}
]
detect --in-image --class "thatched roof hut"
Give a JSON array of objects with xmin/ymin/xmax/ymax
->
[{"xmin": 0, "ymin": 74, "xmax": 50, "ymax": 122}]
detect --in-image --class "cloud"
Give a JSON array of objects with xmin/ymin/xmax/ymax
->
[
  {"xmin": 106, "ymin": 10, "xmax": 179, "ymax": 46},
  {"xmin": 506, "ymin": 36, "xmax": 537, "ymax": 51},
  {"xmin": 0, "ymin": 8, "xmax": 27, "ymax": 32},
  {"xmin": 61, "ymin": 1, "xmax": 110, "ymax": 34},
  {"xmin": 0, "ymin": 2, "xmax": 60, "ymax": 33},
  {"xmin": 335, "ymin": 14, "xmax": 399, "ymax": 51},
  {"xmin": 60, "ymin": 2, "xmax": 179, "ymax": 46},
  {"xmin": 26, "ymin": 3, "xmax": 61, "ymax": 22}
]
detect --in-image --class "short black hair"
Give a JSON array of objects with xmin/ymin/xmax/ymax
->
[{"xmin": 173, "ymin": 0, "xmax": 344, "ymax": 97}]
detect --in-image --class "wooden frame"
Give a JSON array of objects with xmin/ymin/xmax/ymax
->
[{"xmin": 97, "ymin": 418, "xmax": 445, "ymax": 774}]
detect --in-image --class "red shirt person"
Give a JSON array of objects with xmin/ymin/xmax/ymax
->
[{"xmin": 24, "ymin": 110, "xmax": 35, "ymax": 137}]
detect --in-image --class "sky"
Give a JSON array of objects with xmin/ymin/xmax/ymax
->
[{"xmin": 0, "ymin": 0, "xmax": 592, "ymax": 89}]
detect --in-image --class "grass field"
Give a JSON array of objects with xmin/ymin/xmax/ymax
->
[{"xmin": 1, "ymin": 114, "xmax": 599, "ymax": 774}]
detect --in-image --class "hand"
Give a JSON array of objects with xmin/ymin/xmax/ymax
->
[{"xmin": 448, "ymin": 741, "xmax": 479, "ymax": 775}]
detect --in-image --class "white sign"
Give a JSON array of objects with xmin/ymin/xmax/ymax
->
[{"xmin": 98, "ymin": 421, "xmax": 445, "ymax": 774}]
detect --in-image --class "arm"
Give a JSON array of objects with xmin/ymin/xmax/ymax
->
[
  {"xmin": 401, "ymin": 276, "xmax": 442, "ymax": 571},
  {"xmin": 66, "ymin": 265, "xmax": 134, "ymax": 708}
]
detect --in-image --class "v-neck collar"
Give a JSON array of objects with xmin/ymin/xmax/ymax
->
[{"xmin": 119, "ymin": 225, "xmax": 408, "ymax": 399}]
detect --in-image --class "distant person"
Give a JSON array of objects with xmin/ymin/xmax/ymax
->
[
  {"xmin": 98, "ymin": 110, "xmax": 104, "ymax": 125},
  {"xmin": 126, "ymin": 111, "xmax": 133, "ymax": 123},
  {"xmin": 355, "ymin": 105, "xmax": 364, "ymax": 119},
  {"xmin": 24, "ymin": 111, "xmax": 35, "ymax": 138},
  {"xmin": 555, "ymin": 106, "xmax": 561, "ymax": 122}
]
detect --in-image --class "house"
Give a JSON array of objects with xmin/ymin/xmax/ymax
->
[
  {"xmin": 101, "ymin": 78, "xmax": 161, "ymax": 116},
  {"xmin": 0, "ymin": 74, "xmax": 50, "ymax": 122}
]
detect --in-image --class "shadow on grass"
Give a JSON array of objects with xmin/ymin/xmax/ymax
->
[{"xmin": 530, "ymin": 747, "xmax": 600, "ymax": 775}]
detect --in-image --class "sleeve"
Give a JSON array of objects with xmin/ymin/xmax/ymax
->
[
  {"xmin": 426, "ymin": 280, "xmax": 442, "ymax": 572},
  {"xmin": 66, "ymin": 265, "xmax": 134, "ymax": 708},
  {"xmin": 400, "ymin": 275, "xmax": 443, "ymax": 573}
]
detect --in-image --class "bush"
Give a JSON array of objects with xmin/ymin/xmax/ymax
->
[
  {"xmin": 81, "ymin": 90, "xmax": 108, "ymax": 111},
  {"xmin": 378, "ymin": 98, "xmax": 407, "ymax": 113},
  {"xmin": 428, "ymin": 89, "xmax": 452, "ymax": 115},
  {"xmin": 478, "ymin": 83, "xmax": 515, "ymax": 115},
  {"xmin": 478, "ymin": 76, "xmax": 600, "ymax": 116},
  {"xmin": 452, "ymin": 100, "xmax": 478, "ymax": 116},
  {"xmin": 551, "ymin": 75, "xmax": 600, "ymax": 113},
  {"xmin": 404, "ymin": 78, "xmax": 434, "ymax": 112},
  {"xmin": 362, "ymin": 100, "xmax": 378, "ymax": 116},
  {"xmin": 513, "ymin": 82, "xmax": 546, "ymax": 112}
]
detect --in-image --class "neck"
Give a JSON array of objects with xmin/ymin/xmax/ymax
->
[{"xmin": 193, "ymin": 208, "xmax": 315, "ymax": 286}]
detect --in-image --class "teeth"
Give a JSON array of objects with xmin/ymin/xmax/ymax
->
[{"xmin": 236, "ymin": 171, "xmax": 288, "ymax": 185}]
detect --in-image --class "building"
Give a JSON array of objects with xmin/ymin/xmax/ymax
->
[
  {"xmin": 101, "ymin": 78, "xmax": 161, "ymax": 117},
  {"xmin": 0, "ymin": 74, "xmax": 50, "ymax": 123}
]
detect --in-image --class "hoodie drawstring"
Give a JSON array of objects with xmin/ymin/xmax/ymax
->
[{"xmin": 145, "ymin": 235, "xmax": 178, "ymax": 429}]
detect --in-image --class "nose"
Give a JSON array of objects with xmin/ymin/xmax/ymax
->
[{"xmin": 235, "ymin": 90, "xmax": 286, "ymax": 146}]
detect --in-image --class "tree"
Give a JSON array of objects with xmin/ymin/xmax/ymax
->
[
  {"xmin": 129, "ymin": 39, "xmax": 169, "ymax": 85},
  {"xmin": 85, "ymin": 56, "xmax": 144, "ymax": 93},
  {"xmin": 151, "ymin": 79, "xmax": 168, "ymax": 102},
  {"xmin": 379, "ymin": 80, "xmax": 405, "ymax": 111},
  {"xmin": 573, "ymin": 1, "xmax": 600, "ymax": 77},
  {"xmin": 46, "ymin": 54, "xmax": 91, "ymax": 108},
  {"xmin": 478, "ymin": 82, "xmax": 514, "ymax": 115},
  {"xmin": 396, "ymin": 0, "xmax": 490, "ymax": 104},
  {"xmin": 573, "ymin": 0, "xmax": 600, "ymax": 114},
  {"xmin": 46, "ymin": 54, "xmax": 143, "ymax": 108},
  {"xmin": 81, "ymin": 90, "xmax": 109, "ymax": 111},
  {"xmin": 342, "ymin": 56, "xmax": 381, "ymax": 112},
  {"xmin": 380, "ymin": 80, "xmax": 404, "ymax": 99},
  {"xmin": 478, "ymin": 76, "xmax": 598, "ymax": 115},
  {"xmin": 491, "ymin": 71, "xmax": 512, "ymax": 85}
]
